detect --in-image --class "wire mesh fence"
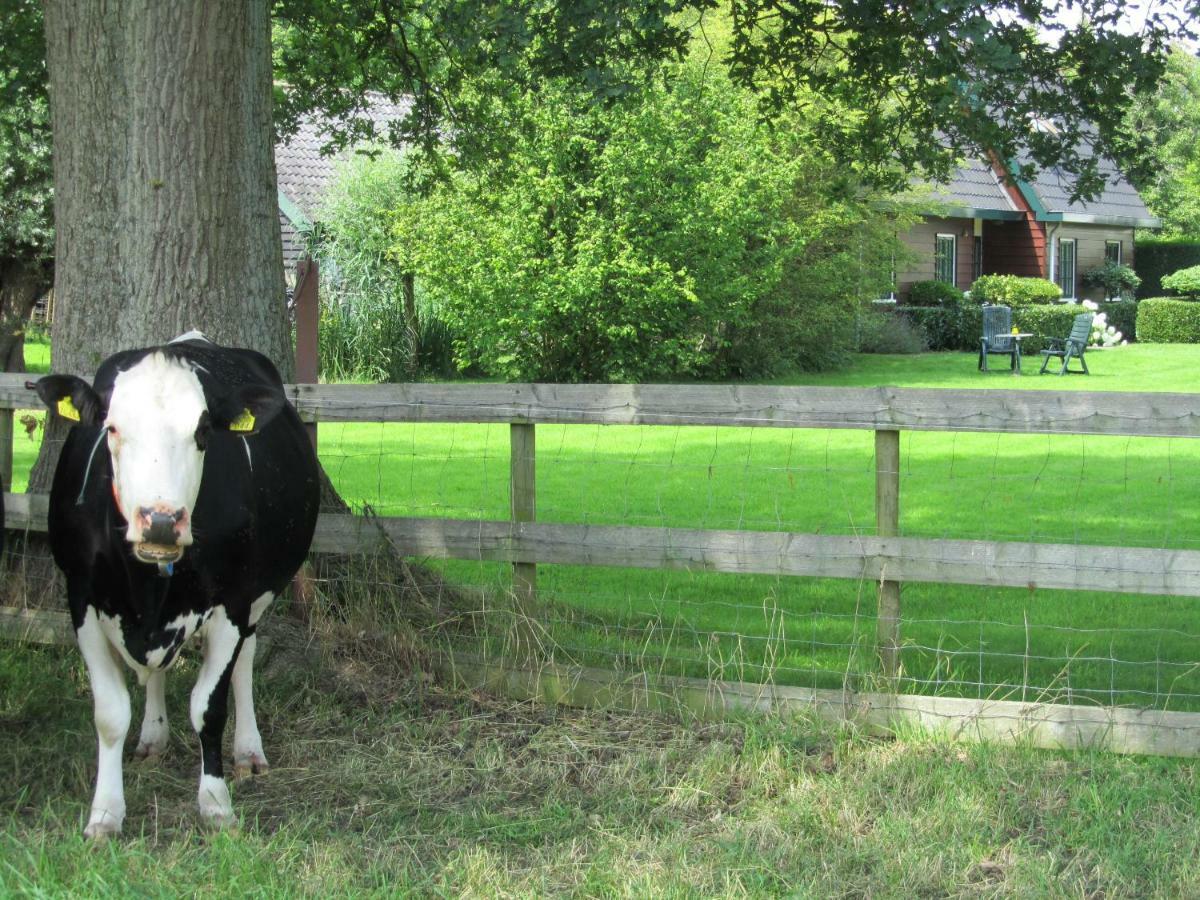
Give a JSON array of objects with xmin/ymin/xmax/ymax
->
[{"xmin": 5, "ymin": 379, "xmax": 1200, "ymax": 736}]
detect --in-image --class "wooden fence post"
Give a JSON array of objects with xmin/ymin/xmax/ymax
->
[
  {"xmin": 0, "ymin": 407, "xmax": 12, "ymax": 494},
  {"xmin": 510, "ymin": 422, "xmax": 538, "ymax": 651},
  {"xmin": 293, "ymin": 256, "xmax": 319, "ymax": 449},
  {"xmin": 875, "ymin": 428, "xmax": 901, "ymax": 678}
]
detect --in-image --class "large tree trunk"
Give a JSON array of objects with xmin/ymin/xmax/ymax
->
[{"xmin": 32, "ymin": 0, "xmax": 286, "ymax": 492}]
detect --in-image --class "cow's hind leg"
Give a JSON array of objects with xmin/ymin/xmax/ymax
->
[
  {"xmin": 232, "ymin": 631, "xmax": 268, "ymax": 779},
  {"xmin": 135, "ymin": 670, "xmax": 169, "ymax": 760},
  {"xmin": 190, "ymin": 608, "xmax": 244, "ymax": 828},
  {"xmin": 77, "ymin": 608, "xmax": 131, "ymax": 838}
]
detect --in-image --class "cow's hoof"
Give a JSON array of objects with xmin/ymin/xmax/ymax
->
[
  {"xmin": 134, "ymin": 740, "xmax": 167, "ymax": 761},
  {"xmin": 84, "ymin": 818, "xmax": 122, "ymax": 841},
  {"xmin": 197, "ymin": 774, "xmax": 235, "ymax": 829},
  {"xmin": 233, "ymin": 752, "xmax": 269, "ymax": 781}
]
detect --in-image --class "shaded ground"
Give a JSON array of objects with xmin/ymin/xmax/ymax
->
[{"xmin": 3, "ymin": 613, "xmax": 1199, "ymax": 898}]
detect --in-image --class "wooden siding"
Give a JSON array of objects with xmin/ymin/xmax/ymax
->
[
  {"xmin": 1051, "ymin": 224, "xmax": 1135, "ymax": 301},
  {"xmin": 982, "ymin": 214, "xmax": 1046, "ymax": 279},
  {"xmin": 896, "ymin": 216, "xmax": 974, "ymax": 295}
]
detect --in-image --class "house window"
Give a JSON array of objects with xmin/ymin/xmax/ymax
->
[
  {"xmin": 972, "ymin": 237, "xmax": 984, "ymax": 282},
  {"xmin": 1105, "ymin": 240, "xmax": 1122, "ymax": 265},
  {"xmin": 935, "ymin": 234, "xmax": 957, "ymax": 286},
  {"xmin": 1058, "ymin": 238, "xmax": 1077, "ymax": 299}
]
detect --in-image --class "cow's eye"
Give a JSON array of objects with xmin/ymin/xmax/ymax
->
[{"xmin": 194, "ymin": 413, "xmax": 212, "ymax": 451}]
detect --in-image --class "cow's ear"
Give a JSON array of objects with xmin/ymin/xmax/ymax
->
[
  {"xmin": 211, "ymin": 383, "xmax": 285, "ymax": 436},
  {"xmin": 35, "ymin": 375, "xmax": 104, "ymax": 427}
]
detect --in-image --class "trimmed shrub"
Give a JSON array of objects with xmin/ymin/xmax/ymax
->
[
  {"xmin": 1134, "ymin": 237, "xmax": 1200, "ymax": 298},
  {"xmin": 1137, "ymin": 298, "xmax": 1200, "ymax": 343},
  {"xmin": 895, "ymin": 303, "xmax": 979, "ymax": 351},
  {"xmin": 970, "ymin": 274, "xmax": 1062, "ymax": 308},
  {"xmin": 1161, "ymin": 265, "xmax": 1200, "ymax": 299},
  {"xmin": 1010, "ymin": 305, "xmax": 1082, "ymax": 356},
  {"xmin": 858, "ymin": 309, "xmax": 928, "ymax": 354},
  {"xmin": 907, "ymin": 280, "xmax": 964, "ymax": 307},
  {"xmin": 1097, "ymin": 300, "xmax": 1138, "ymax": 343}
]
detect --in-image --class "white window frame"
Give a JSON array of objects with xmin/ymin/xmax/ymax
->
[
  {"xmin": 934, "ymin": 234, "xmax": 957, "ymax": 286},
  {"xmin": 1105, "ymin": 240, "xmax": 1122, "ymax": 265},
  {"xmin": 1057, "ymin": 238, "xmax": 1077, "ymax": 299}
]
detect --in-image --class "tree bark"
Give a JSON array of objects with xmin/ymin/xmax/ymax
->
[{"xmin": 33, "ymin": 0, "xmax": 286, "ymax": 492}]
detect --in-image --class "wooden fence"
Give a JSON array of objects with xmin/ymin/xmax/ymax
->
[{"xmin": 5, "ymin": 376, "xmax": 1200, "ymax": 756}]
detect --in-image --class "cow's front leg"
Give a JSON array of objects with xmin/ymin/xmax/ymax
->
[
  {"xmin": 190, "ymin": 608, "xmax": 244, "ymax": 828},
  {"xmin": 232, "ymin": 631, "xmax": 268, "ymax": 779},
  {"xmin": 76, "ymin": 608, "xmax": 131, "ymax": 839},
  {"xmin": 135, "ymin": 670, "xmax": 169, "ymax": 760}
]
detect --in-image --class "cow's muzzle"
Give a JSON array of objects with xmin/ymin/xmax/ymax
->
[{"xmin": 132, "ymin": 506, "xmax": 189, "ymax": 564}]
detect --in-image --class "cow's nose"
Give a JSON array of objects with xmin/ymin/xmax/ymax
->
[{"xmin": 138, "ymin": 507, "xmax": 187, "ymax": 545}]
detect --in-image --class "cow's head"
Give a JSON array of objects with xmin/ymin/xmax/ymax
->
[{"xmin": 36, "ymin": 351, "xmax": 285, "ymax": 565}]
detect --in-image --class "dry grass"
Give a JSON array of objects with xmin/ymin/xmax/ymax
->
[{"xmin": 4, "ymin": 595, "xmax": 1200, "ymax": 897}]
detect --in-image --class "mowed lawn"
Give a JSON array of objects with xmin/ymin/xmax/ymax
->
[{"xmin": 12, "ymin": 343, "xmax": 1200, "ymax": 708}]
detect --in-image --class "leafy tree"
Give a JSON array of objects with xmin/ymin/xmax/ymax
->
[
  {"xmin": 390, "ymin": 58, "xmax": 912, "ymax": 382},
  {"xmin": 276, "ymin": 0, "xmax": 1192, "ymax": 200},
  {"xmin": 1118, "ymin": 45, "xmax": 1200, "ymax": 236},
  {"xmin": 0, "ymin": 0, "xmax": 52, "ymax": 371}
]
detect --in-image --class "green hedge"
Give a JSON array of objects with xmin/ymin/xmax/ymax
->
[
  {"xmin": 1134, "ymin": 237, "xmax": 1200, "ymax": 298},
  {"xmin": 1137, "ymin": 298, "xmax": 1200, "ymax": 343},
  {"xmin": 907, "ymin": 280, "xmax": 965, "ymax": 307},
  {"xmin": 1098, "ymin": 300, "xmax": 1138, "ymax": 343},
  {"xmin": 895, "ymin": 304, "xmax": 981, "ymax": 351},
  {"xmin": 970, "ymin": 274, "xmax": 1061, "ymax": 308},
  {"xmin": 1009, "ymin": 306, "xmax": 1082, "ymax": 355}
]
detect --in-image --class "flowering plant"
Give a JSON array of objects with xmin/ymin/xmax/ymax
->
[{"xmin": 1079, "ymin": 299, "xmax": 1126, "ymax": 347}]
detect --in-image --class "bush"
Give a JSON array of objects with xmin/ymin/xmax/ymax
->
[
  {"xmin": 1082, "ymin": 262, "xmax": 1141, "ymax": 300},
  {"xmin": 1134, "ymin": 236, "xmax": 1200, "ymax": 297},
  {"xmin": 969, "ymin": 274, "xmax": 1062, "ymax": 308},
  {"xmin": 895, "ymin": 303, "xmax": 978, "ymax": 351},
  {"xmin": 1137, "ymin": 298, "xmax": 1200, "ymax": 342},
  {"xmin": 907, "ymin": 280, "xmax": 964, "ymax": 307},
  {"xmin": 1009, "ymin": 305, "xmax": 1082, "ymax": 355},
  {"xmin": 1161, "ymin": 265, "xmax": 1200, "ymax": 299},
  {"xmin": 1097, "ymin": 300, "xmax": 1138, "ymax": 343},
  {"xmin": 858, "ymin": 309, "xmax": 928, "ymax": 354}
]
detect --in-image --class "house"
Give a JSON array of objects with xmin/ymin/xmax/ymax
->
[
  {"xmin": 275, "ymin": 97, "xmax": 411, "ymax": 272},
  {"xmin": 896, "ymin": 146, "xmax": 1159, "ymax": 301}
]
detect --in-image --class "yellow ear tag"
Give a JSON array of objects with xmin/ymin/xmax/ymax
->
[
  {"xmin": 56, "ymin": 397, "xmax": 81, "ymax": 422},
  {"xmin": 228, "ymin": 409, "xmax": 256, "ymax": 433}
]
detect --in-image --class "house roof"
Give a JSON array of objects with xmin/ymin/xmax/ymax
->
[
  {"xmin": 925, "ymin": 142, "xmax": 1159, "ymax": 229},
  {"xmin": 1011, "ymin": 150, "xmax": 1159, "ymax": 228},
  {"xmin": 925, "ymin": 156, "xmax": 1024, "ymax": 221},
  {"xmin": 275, "ymin": 96, "xmax": 412, "ymax": 268}
]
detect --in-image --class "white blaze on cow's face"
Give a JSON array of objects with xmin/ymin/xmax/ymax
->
[{"xmin": 105, "ymin": 353, "xmax": 210, "ymax": 557}]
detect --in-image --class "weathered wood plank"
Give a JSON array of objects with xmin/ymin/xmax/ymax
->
[
  {"xmin": 440, "ymin": 652, "xmax": 1200, "ymax": 757},
  {"xmin": 9, "ymin": 497, "xmax": 1199, "ymax": 597},
  {"xmin": 4, "ymin": 373, "xmax": 1200, "ymax": 438},
  {"xmin": 875, "ymin": 430, "xmax": 901, "ymax": 675},
  {"xmin": 0, "ymin": 607, "xmax": 72, "ymax": 645},
  {"xmin": 311, "ymin": 513, "xmax": 1200, "ymax": 597},
  {"xmin": 279, "ymin": 381, "xmax": 1200, "ymax": 438}
]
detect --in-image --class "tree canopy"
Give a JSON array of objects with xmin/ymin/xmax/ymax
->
[{"xmin": 274, "ymin": 0, "xmax": 1195, "ymax": 199}]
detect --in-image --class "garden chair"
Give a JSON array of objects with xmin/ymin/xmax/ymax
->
[
  {"xmin": 1039, "ymin": 313, "xmax": 1094, "ymax": 375},
  {"xmin": 979, "ymin": 305, "xmax": 1019, "ymax": 372}
]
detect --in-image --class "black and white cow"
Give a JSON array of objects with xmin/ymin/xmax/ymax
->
[{"xmin": 35, "ymin": 333, "xmax": 319, "ymax": 837}]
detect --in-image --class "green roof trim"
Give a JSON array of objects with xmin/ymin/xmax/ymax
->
[{"xmin": 277, "ymin": 190, "xmax": 312, "ymax": 232}]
